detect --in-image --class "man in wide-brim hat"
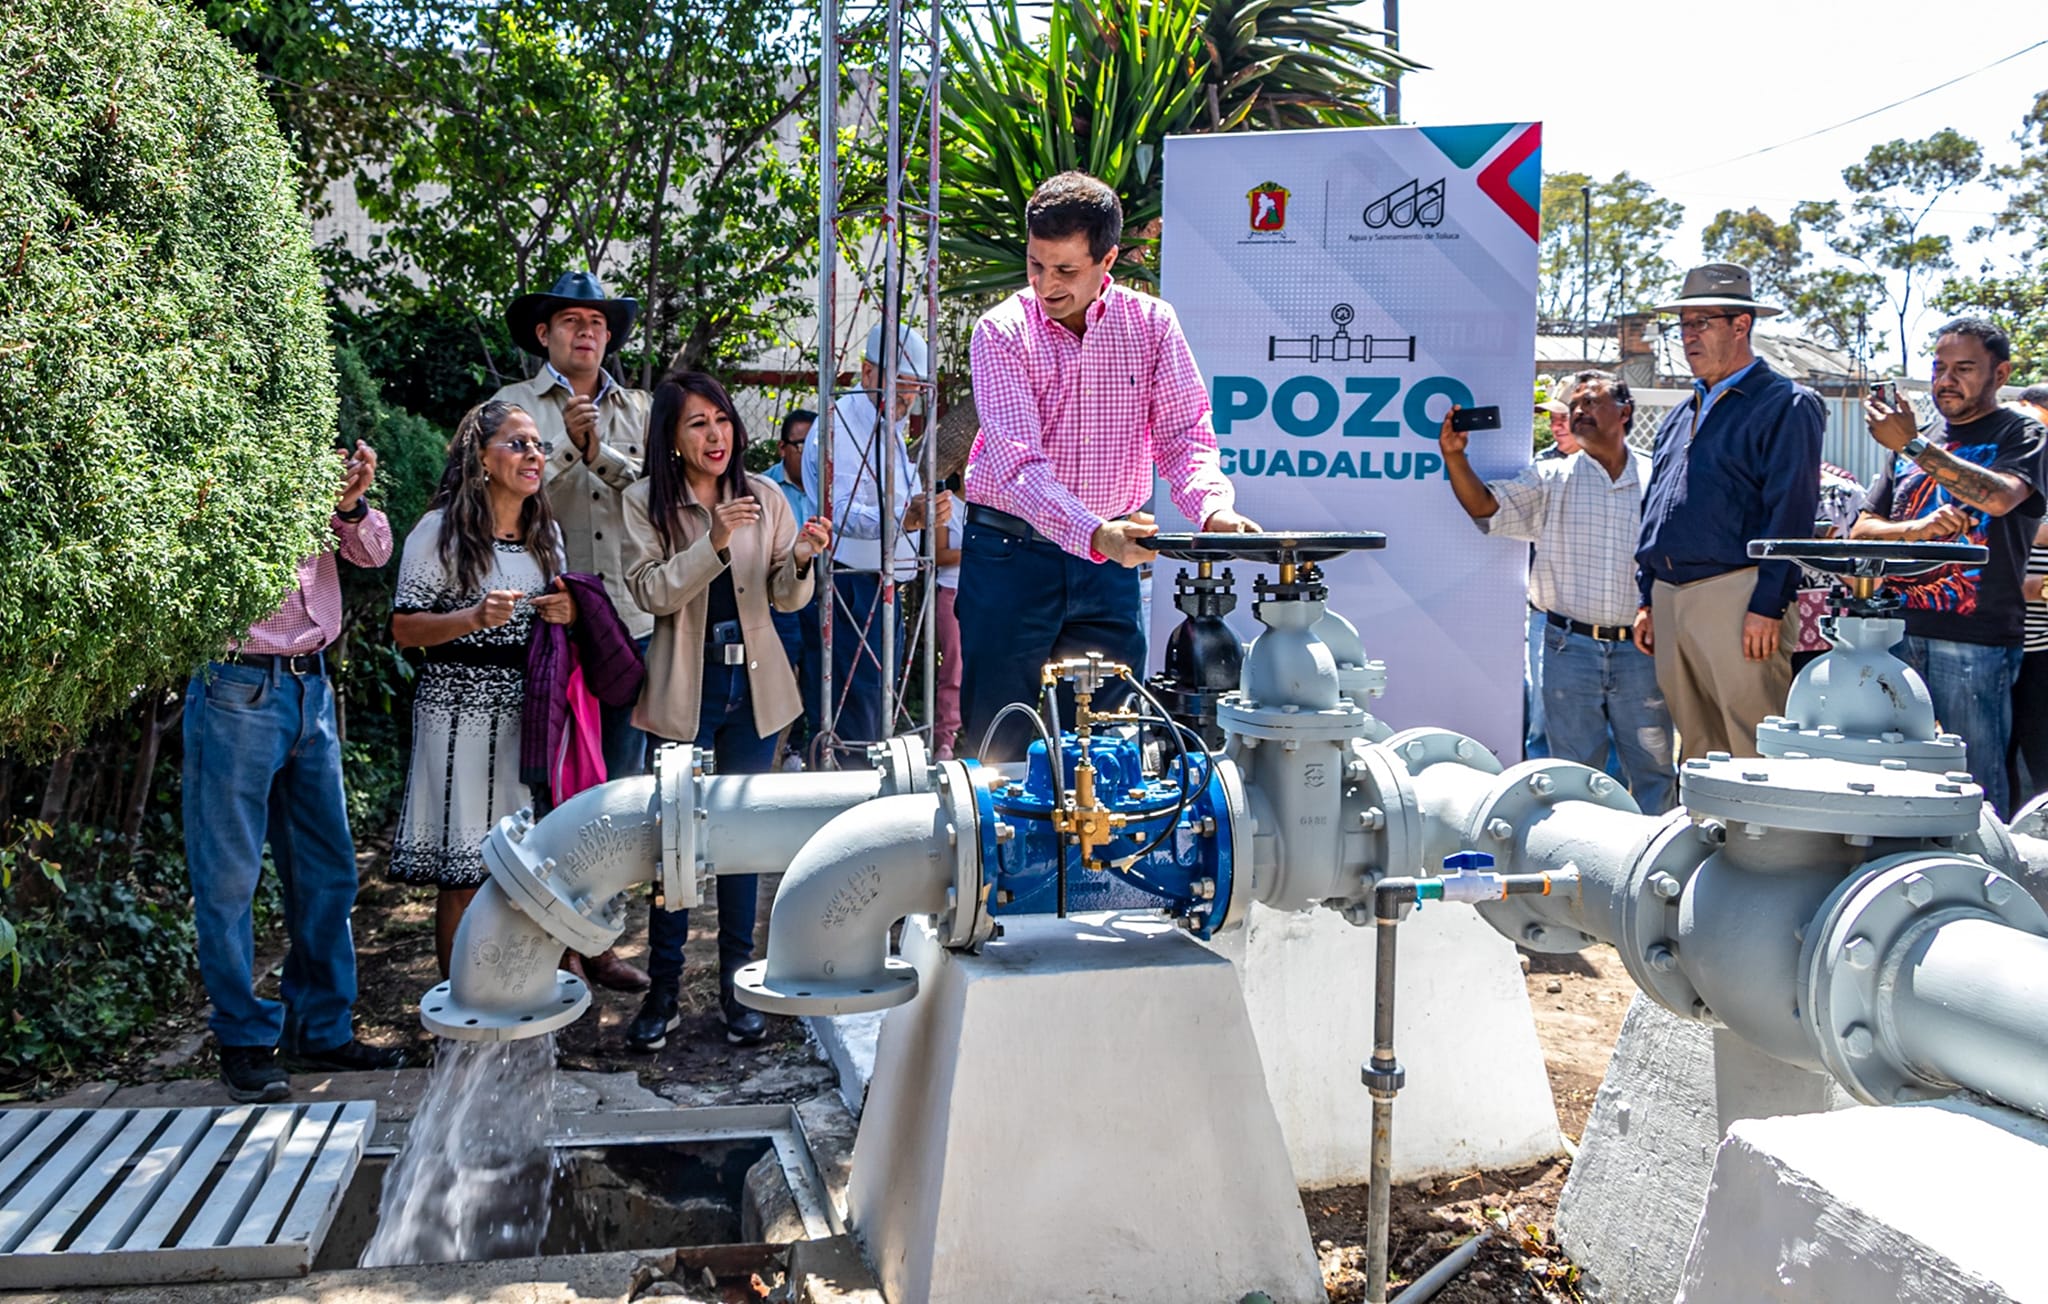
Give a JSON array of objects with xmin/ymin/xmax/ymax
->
[
  {"xmin": 1631, "ymin": 262, "xmax": 1824, "ymax": 761},
  {"xmin": 491, "ymin": 269, "xmax": 654, "ymax": 995}
]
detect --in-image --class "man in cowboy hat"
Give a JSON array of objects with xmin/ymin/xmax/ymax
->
[
  {"xmin": 493, "ymin": 269, "xmax": 653, "ymax": 994},
  {"xmin": 1632, "ymin": 262, "xmax": 1824, "ymax": 759}
]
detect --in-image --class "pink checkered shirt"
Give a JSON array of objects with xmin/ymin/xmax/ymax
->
[
  {"xmin": 966, "ymin": 278, "xmax": 1234, "ymax": 559},
  {"xmin": 236, "ymin": 509, "xmax": 394, "ymax": 656}
]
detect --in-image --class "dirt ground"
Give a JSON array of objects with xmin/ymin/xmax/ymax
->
[{"xmin": 85, "ymin": 861, "xmax": 1636, "ymax": 1302}]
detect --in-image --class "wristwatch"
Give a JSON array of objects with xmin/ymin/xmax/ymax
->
[{"xmin": 1902, "ymin": 435, "xmax": 1932, "ymax": 461}]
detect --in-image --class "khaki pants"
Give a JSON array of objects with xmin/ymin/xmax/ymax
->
[{"xmin": 1651, "ymin": 568, "xmax": 1797, "ymax": 761}]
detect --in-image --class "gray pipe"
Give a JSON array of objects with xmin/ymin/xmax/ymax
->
[
  {"xmin": 699, "ymin": 769, "xmax": 883, "ymax": 875},
  {"xmin": 1887, "ymin": 916, "xmax": 2048, "ymax": 1117},
  {"xmin": 735, "ymin": 792, "xmax": 961, "ymax": 1016}
]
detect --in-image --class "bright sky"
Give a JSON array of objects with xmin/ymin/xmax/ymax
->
[{"xmin": 1398, "ymin": 1, "xmax": 2048, "ymax": 369}]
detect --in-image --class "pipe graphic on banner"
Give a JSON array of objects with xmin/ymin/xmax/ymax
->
[{"xmin": 1156, "ymin": 123, "xmax": 1542, "ymax": 757}]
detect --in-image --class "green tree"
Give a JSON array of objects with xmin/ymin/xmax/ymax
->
[
  {"xmin": 1980, "ymin": 88, "xmax": 2048, "ymax": 252},
  {"xmin": 1536, "ymin": 171, "xmax": 1684, "ymax": 328},
  {"xmin": 1932, "ymin": 268, "xmax": 2048, "ymax": 385},
  {"xmin": 939, "ymin": 0, "xmax": 1416, "ymax": 295},
  {"xmin": 1807, "ymin": 129, "xmax": 1984, "ymax": 375},
  {"xmin": 0, "ymin": 0, "xmax": 337, "ymax": 756},
  {"xmin": 210, "ymin": 0, "xmax": 826, "ymax": 389},
  {"xmin": 1700, "ymin": 205, "xmax": 1885, "ymax": 356}
]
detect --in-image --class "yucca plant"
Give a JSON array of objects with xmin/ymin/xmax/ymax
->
[{"xmin": 937, "ymin": 0, "xmax": 1418, "ymax": 294}]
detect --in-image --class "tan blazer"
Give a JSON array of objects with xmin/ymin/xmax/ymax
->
[
  {"xmin": 492, "ymin": 370, "xmax": 655, "ymax": 639},
  {"xmin": 623, "ymin": 472, "xmax": 815, "ymax": 742}
]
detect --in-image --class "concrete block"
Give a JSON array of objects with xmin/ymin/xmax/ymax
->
[
  {"xmin": 849, "ymin": 912, "xmax": 1324, "ymax": 1304},
  {"xmin": 805, "ymin": 1010, "xmax": 884, "ymax": 1116},
  {"xmin": 1679, "ymin": 1098, "xmax": 2048, "ymax": 1303},
  {"xmin": 1209, "ymin": 900, "xmax": 1562, "ymax": 1185},
  {"xmin": 1556, "ymin": 993, "xmax": 1852, "ymax": 1303}
]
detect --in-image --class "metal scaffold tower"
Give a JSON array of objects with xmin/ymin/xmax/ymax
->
[{"xmin": 810, "ymin": 0, "xmax": 945, "ymax": 768}]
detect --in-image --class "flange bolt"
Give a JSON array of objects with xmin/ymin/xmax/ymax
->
[
  {"xmin": 1650, "ymin": 872, "xmax": 1682, "ymax": 900},
  {"xmin": 1646, "ymin": 943, "xmax": 1678, "ymax": 972},
  {"xmin": 1843, "ymin": 1024, "xmax": 1876, "ymax": 1060},
  {"xmin": 1903, "ymin": 873, "xmax": 1933, "ymax": 907}
]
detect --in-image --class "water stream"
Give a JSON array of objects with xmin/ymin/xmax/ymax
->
[{"xmin": 359, "ymin": 1035, "xmax": 560, "ymax": 1266}]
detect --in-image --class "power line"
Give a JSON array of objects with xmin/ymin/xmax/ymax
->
[{"xmin": 1656, "ymin": 37, "xmax": 2048, "ymax": 182}]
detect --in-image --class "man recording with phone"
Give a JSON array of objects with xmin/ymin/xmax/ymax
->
[
  {"xmin": 1850, "ymin": 317, "xmax": 2046, "ymax": 816},
  {"xmin": 1442, "ymin": 371, "xmax": 1676, "ymax": 812}
]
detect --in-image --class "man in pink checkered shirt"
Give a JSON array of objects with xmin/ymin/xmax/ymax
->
[
  {"xmin": 959, "ymin": 172, "xmax": 1258, "ymax": 758},
  {"xmin": 181, "ymin": 439, "xmax": 406, "ymax": 1102}
]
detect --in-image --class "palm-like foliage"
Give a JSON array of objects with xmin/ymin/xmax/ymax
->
[{"xmin": 937, "ymin": 0, "xmax": 1418, "ymax": 294}]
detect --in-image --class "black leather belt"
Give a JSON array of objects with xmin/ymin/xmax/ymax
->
[
  {"xmin": 969, "ymin": 503, "xmax": 1128, "ymax": 545},
  {"xmin": 224, "ymin": 650, "xmax": 327, "ymax": 676},
  {"xmin": 1546, "ymin": 612, "xmax": 1632, "ymax": 642}
]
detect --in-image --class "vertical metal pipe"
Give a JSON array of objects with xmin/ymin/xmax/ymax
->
[
  {"xmin": 1365, "ymin": 912, "xmax": 1402, "ymax": 1304},
  {"xmin": 815, "ymin": 0, "xmax": 840, "ymax": 766},
  {"xmin": 1580, "ymin": 183, "xmax": 1591, "ymax": 362},
  {"xmin": 921, "ymin": 0, "xmax": 943, "ymax": 744},
  {"xmin": 877, "ymin": 0, "xmax": 906, "ymax": 748}
]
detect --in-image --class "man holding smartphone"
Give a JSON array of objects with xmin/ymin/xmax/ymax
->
[
  {"xmin": 1442, "ymin": 372, "xmax": 1675, "ymax": 812},
  {"xmin": 1851, "ymin": 318, "xmax": 2046, "ymax": 816}
]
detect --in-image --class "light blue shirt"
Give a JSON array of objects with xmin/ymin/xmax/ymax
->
[
  {"xmin": 764, "ymin": 463, "xmax": 815, "ymax": 525},
  {"xmin": 1690, "ymin": 358, "xmax": 1760, "ymax": 429}
]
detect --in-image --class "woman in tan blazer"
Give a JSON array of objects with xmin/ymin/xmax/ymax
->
[{"xmin": 621, "ymin": 370, "xmax": 831, "ymax": 1050}]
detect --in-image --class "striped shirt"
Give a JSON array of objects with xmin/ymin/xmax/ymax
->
[
  {"xmin": 2027, "ymin": 543, "xmax": 2048, "ymax": 653},
  {"xmin": 1477, "ymin": 448, "xmax": 1651, "ymax": 628},
  {"xmin": 965, "ymin": 277, "xmax": 1235, "ymax": 560},
  {"xmin": 237, "ymin": 509, "xmax": 394, "ymax": 655}
]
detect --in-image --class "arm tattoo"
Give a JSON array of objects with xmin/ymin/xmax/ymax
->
[{"xmin": 1918, "ymin": 446, "xmax": 2018, "ymax": 511}]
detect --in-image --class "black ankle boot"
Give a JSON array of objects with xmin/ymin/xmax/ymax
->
[{"xmin": 719, "ymin": 974, "xmax": 767, "ymax": 1046}]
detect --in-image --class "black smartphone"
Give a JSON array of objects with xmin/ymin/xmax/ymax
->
[
  {"xmin": 1449, "ymin": 405, "xmax": 1502, "ymax": 433},
  {"xmin": 1870, "ymin": 380, "xmax": 1898, "ymax": 408}
]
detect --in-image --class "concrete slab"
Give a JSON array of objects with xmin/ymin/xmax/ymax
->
[
  {"xmin": 1555, "ymin": 993, "xmax": 1853, "ymax": 1303},
  {"xmin": 1210, "ymin": 900, "xmax": 1563, "ymax": 1186},
  {"xmin": 1678, "ymin": 1098, "xmax": 2048, "ymax": 1303},
  {"xmin": 0, "ymin": 1249, "xmax": 640, "ymax": 1303},
  {"xmin": 805, "ymin": 1010, "xmax": 884, "ymax": 1116},
  {"xmin": 849, "ymin": 912, "xmax": 1324, "ymax": 1304},
  {"xmin": 792, "ymin": 1235, "xmax": 886, "ymax": 1303}
]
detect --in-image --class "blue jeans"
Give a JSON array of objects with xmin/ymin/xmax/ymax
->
[
  {"xmin": 828, "ymin": 570, "xmax": 906, "ymax": 755},
  {"xmin": 957, "ymin": 524, "xmax": 1144, "ymax": 762},
  {"xmin": 1898, "ymin": 635, "xmax": 2024, "ymax": 817},
  {"xmin": 182, "ymin": 660, "xmax": 359, "ymax": 1052},
  {"xmin": 645, "ymin": 660, "xmax": 781, "ymax": 992},
  {"xmin": 772, "ymin": 597, "xmax": 820, "ymax": 755},
  {"xmin": 1542, "ymin": 626, "xmax": 1677, "ymax": 814},
  {"xmin": 1524, "ymin": 607, "xmax": 1549, "ymax": 759}
]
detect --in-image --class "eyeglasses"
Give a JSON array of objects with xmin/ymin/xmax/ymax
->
[
  {"xmin": 1668, "ymin": 314, "xmax": 1737, "ymax": 336},
  {"xmin": 489, "ymin": 438, "xmax": 554, "ymax": 456}
]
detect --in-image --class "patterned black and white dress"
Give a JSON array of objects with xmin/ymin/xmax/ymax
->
[{"xmin": 388, "ymin": 509, "xmax": 556, "ymax": 888}]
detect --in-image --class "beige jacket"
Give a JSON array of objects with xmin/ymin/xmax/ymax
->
[
  {"xmin": 623, "ymin": 472, "xmax": 815, "ymax": 742},
  {"xmin": 492, "ymin": 369, "xmax": 656, "ymax": 639}
]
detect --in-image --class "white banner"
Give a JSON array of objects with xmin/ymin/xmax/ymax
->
[{"xmin": 1157, "ymin": 123, "xmax": 1544, "ymax": 759}]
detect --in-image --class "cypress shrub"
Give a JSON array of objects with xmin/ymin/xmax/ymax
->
[{"xmin": 0, "ymin": 0, "xmax": 337, "ymax": 755}]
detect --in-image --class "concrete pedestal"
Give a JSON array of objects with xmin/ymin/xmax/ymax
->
[
  {"xmin": 1209, "ymin": 901, "xmax": 1562, "ymax": 1185},
  {"xmin": 1555, "ymin": 993, "xmax": 1854, "ymax": 1303},
  {"xmin": 1678, "ymin": 1098, "xmax": 2048, "ymax": 1303},
  {"xmin": 848, "ymin": 912, "xmax": 1324, "ymax": 1304}
]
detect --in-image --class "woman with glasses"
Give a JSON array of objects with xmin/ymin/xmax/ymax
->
[
  {"xmin": 621, "ymin": 371, "xmax": 831, "ymax": 1051},
  {"xmin": 390, "ymin": 400, "xmax": 576, "ymax": 975}
]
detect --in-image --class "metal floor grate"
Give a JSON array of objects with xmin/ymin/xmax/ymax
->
[{"xmin": 0, "ymin": 1100, "xmax": 374, "ymax": 1289}]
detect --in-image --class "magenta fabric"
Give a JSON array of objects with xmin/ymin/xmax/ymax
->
[
  {"xmin": 552, "ymin": 661, "xmax": 608, "ymax": 805},
  {"xmin": 521, "ymin": 571, "xmax": 646, "ymax": 788}
]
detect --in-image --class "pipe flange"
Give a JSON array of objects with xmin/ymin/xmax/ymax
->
[
  {"xmin": 934, "ymin": 760, "xmax": 992, "ymax": 949},
  {"xmin": 1613, "ymin": 811, "xmax": 1714, "ymax": 1014},
  {"xmin": 1462, "ymin": 760, "xmax": 1638, "ymax": 952},
  {"xmin": 1213, "ymin": 755, "xmax": 1257, "ymax": 932},
  {"xmin": 655, "ymin": 743, "xmax": 705, "ymax": 911},
  {"xmin": 730, "ymin": 956, "xmax": 919, "ymax": 1016},
  {"xmin": 422, "ymin": 972, "xmax": 591, "ymax": 1042},
  {"xmin": 1680, "ymin": 754, "xmax": 1982, "ymax": 837},
  {"xmin": 1802, "ymin": 855, "xmax": 2048, "ymax": 1104},
  {"xmin": 876, "ymin": 735, "xmax": 933, "ymax": 797},
  {"xmin": 1756, "ymin": 716, "xmax": 1966, "ymax": 770},
  {"xmin": 1217, "ymin": 694, "xmax": 1366, "ymax": 743},
  {"xmin": 1346, "ymin": 740, "xmax": 1425, "ymax": 888},
  {"xmin": 1379, "ymin": 727, "xmax": 1505, "ymax": 779},
  {"xmin": 483, "ymin": 815, "xmax": 633, "ymax": 956}
]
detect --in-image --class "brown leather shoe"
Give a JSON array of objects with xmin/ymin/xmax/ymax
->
[{"xmin": 579, "ymin": 947, "xmax": 651, "ymax": 993}]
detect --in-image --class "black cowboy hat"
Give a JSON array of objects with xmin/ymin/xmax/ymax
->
[{"xmin": 505, "ymin": 270, "xmax": 639, "ymax": 357}]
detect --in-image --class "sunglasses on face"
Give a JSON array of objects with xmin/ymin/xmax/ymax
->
[{"xmin": 489, "ymin": 438, "xmax": 554, "ymax": 457}]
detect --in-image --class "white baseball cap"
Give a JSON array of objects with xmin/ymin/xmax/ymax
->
[{"xmin": 865, "ymin": 323, "xmax": 932, "ymax": 382}]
